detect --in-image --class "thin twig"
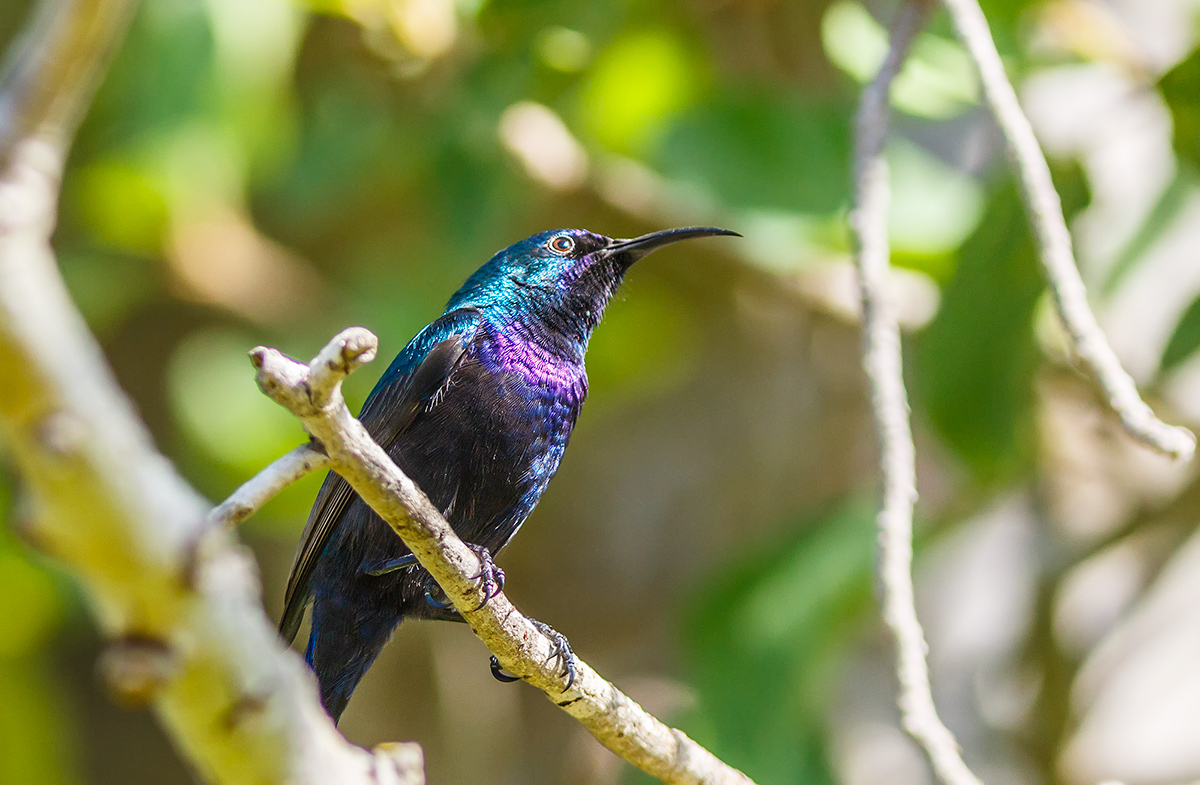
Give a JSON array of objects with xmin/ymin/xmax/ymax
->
[
  {"xmin": 209, "ymin": 443, "xmax": 330, "ymax": 528},
  {"xmin": 850, "ymin": 4, "xmax": 984, "ymax": 785},
  {"xmin": 939, "ymin": 0, "xmax": 1195, "ymax": 461},
  {"xmin": 251, "ymin": 331, "xmax": 758, "ymax": 785}
]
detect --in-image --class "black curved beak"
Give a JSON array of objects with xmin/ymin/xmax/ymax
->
[{"xmin": 603, "ymin": 226, "xmax": 740, "ymax": 266}]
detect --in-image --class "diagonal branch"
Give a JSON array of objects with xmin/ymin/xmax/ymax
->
[
  {"xmin": 939, "ymin": 0, "xmax": 1195, "ymax": 461},
  {"xmin": 850, "ymin": 3, "xmax": 985, "ymax": 785},
  {"xmin": 248, "ymin": 331, "xmax": 758, "ymax": 785}
]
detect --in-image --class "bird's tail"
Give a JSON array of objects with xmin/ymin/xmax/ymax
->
[{"xmin": 306, "ymin": 588, "xmax": 402, "ymax": 723}]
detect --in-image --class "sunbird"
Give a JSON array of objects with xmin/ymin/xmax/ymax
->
[{"xmin": 280, "ymin": 226, "xmax": 738, "ymax": 721}]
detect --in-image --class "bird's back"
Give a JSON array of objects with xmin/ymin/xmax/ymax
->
[
  {"xmin": 287, "ymin": 309, "xmax": 587, "ymax": 718},
  {"xmin": 319, "ymin": 317, "xmax": 588, "ymax": 604}
]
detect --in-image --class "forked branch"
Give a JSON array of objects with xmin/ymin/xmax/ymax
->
[{"xmin": 246, "ymin": 329, "xmax": 757, "ymax": 785}]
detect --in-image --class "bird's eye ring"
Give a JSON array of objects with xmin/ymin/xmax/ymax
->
[{"xmin": 548, "ymin": 235, "xmax": 575, "ymax": 255}]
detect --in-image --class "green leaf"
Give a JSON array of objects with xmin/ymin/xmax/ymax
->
[
  {"xmin": 915, "ymin": 181, "xmax": 1042, "ymax": 481},
  {"xmin": 913, "ymin": 165, "xmax": 1090, "ymax": 482},
  {"xmin": 1161, "ymin": 50, "xmax": 1200, "ymax": 168},
  {"xmin": 580, "ymin": 30, "xmax": 703, "ymax": 154},
  {"xmin": 1161, "ymin": 294, "xmax": 1200, "ymax": 373}
]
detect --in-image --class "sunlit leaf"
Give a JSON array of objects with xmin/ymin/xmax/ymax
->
[
  {"xmin": 580, "ymin": 30, "xmax": 702, "ymax": 154},
  {"xmin": 68, "ymin": 159, "xmax": 170, "ymax": 255}
]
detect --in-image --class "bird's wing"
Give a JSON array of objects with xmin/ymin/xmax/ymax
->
[{"xmin": 278, "ymin": 308, "xmax": 484, "ymax": 643}]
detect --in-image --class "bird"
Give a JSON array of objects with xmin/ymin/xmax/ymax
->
[{"xmin": 279, "ymin": 226, "xmax": 738, "ymax": 722}]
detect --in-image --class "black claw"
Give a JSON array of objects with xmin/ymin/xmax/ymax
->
[
  {"xmin": 531, "ymin": 620, "xmax": 577, "ymax": 692},
  {"xmin": 422, "ymin": 573, "xmax": 454, "ymax": 609},
  {"xmin": 490, "ymin": 655, "xmax": 521, "ymax": 683},
  {"xmin": 423, "ymin": 589, "xmax": 453, "ymax": 609}
]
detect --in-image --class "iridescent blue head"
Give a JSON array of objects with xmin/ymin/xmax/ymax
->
[{"xmin": 447, "ymin": 226, "xmax": 739, "ymax": 348}]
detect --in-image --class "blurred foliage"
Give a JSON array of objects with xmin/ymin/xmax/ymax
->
[
  {"xmin": 656, "ymin": 92, "xmax": 850, "ymax": 215},
  {"xmin": 0, "ymin": 481, "xmax": 83, "ymax": 785},
  {"xmin": 1161, "ymin": 50, "xmax": 1200, "ymax": 170},
  {"xmin": 679, "ymin": 503, "xmax": 875, "ymax": 785},
  {"xmin": 915, "ymin": 178, "xmax": 1044, "ymax": 483},
  {"xmin": 914, "ymin": 164, "xmax": 1088, "ymax": 483}
]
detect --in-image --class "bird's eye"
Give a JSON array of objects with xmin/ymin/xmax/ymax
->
[{"xmin": 548, "ymin": 235, "xmax": 575, "ymax": 255}]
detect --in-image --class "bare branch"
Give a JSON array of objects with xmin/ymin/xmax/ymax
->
[
  {"xmin": 939, "ymin": 0, "xmax": 1195, "ymax": 461},
  {"xmin": 0, "ymin": 0, "xmax": 137, "ymax": 154},
  {"xmin": 0, "ymin": 2, "xmax": 424, "ymax": 783},
  {"xmin": 850, "ymin": 4, "xmax": 985, "ymax": 785},
  {"xmin": 251, "ymin": 332, "xmax": 758, "ymax": 785},
  {"xmin": 209, "ymin": 443, "xmax": 330, "ymax": 528}
]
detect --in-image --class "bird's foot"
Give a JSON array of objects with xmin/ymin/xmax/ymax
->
[
  {"xmin": 489, "ymin": 619, "xmax": 577, "ymax": 692},
  {"xmin": 466, "ymin": 544, "xmax": 505, "ymax": 612},
  {"xmin": 418, "ymin": 545, "xmax": 504, "ymax": 611},
  {"xmin": 534, "ymin": 620, "xmax": 577, "ymax": 691},
  {"xmin": 490, "ymin": 656, "xmax": 521, "ymax": 683}
]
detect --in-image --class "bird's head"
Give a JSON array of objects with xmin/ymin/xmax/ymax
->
[{"xmin": 448, "ymin": 226, "xmax": 739, "ymax": 342}]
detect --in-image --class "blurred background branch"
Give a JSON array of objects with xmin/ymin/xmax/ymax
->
[
  {"xmin": 940, "ymin": 0, "xmax": 1195, "ymax": 462},
  {"xmin": 5, "ymin": 0, "xmax": 1200, "ymax": 785},
  {"xmin": 0, "ymin": 0, "xmax": 136, "ymax": 153},
  {"xmin": 854, "ymin": 2, "xmax": 1194, "ymax": 785},
  {"xmin": 850, "ymin": 5, "xmax": 986, "ymax": 785}
]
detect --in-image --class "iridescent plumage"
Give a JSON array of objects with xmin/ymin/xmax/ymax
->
[{"xmin": 280, "ymin": 226, "xmax": 737, "ymax": 721}]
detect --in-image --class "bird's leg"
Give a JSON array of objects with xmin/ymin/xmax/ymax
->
[
  {"xmin": 466, "ymin": 544, "xmax": 505, "ymax": 612},
  {"xmin": 490, "ymin": 619, "xmax": 576, "ymax": 692},
  {"xmin": 417, "ymin": 543, "xmax": 505, "ymax": 611},
  {"xmin": 363, "ymin": 554, "xmax": 419, "ymax": 577}
]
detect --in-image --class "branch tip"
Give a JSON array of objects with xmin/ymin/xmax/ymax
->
[{"xmin": 939, "ymin": 0, "xmax": 1193, "ymax": 463}]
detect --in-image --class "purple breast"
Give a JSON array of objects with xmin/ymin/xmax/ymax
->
[{"xmin": 484, "ymin": 326, "xmax": 587, "ymax": 403}]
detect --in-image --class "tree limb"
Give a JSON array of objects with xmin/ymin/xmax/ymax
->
[
  {"xmin": 248, "ymin": 331, "xmax": 758, "ymax": 785},
  {"xmin": 939, "ymin": 0, "xmax": 1195, "ymax": 461},
  {"xmin": 850, "ymin": 4, "xmax": 985, "ymax": 785},
  {"xmin": 0, "ymin": 1, "xmax": 422, "ymax": 783}
]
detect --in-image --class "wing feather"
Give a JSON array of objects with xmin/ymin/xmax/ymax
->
[{"xmin": 278, "ymin": 308, "xmax": 482, "ymax": 642}]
